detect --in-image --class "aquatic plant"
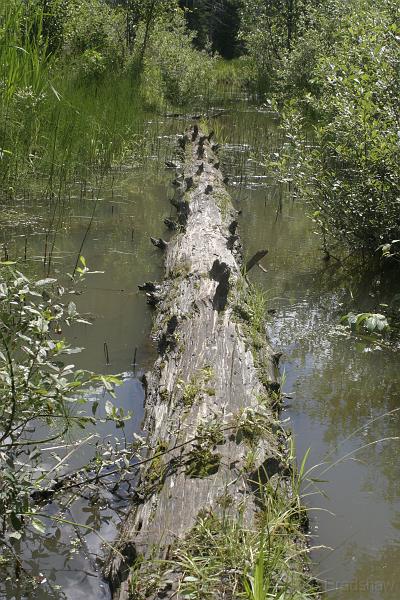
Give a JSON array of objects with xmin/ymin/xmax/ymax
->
[
  {"xmin": 0, "ymin": 263, "xmax": 124, "ymax": 539},
  {"xmin": 127, "ymin": 447, "xmax": 317, "ymax": 600}
]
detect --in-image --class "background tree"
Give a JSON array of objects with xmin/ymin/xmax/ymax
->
[{"xmin": 179, "ymin": 0, "xmax": 243, "ymax": 58}]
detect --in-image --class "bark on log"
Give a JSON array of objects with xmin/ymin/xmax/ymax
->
[{"xmin": 105, "ymin": 129, "xmax": 301, "ymax": 599}]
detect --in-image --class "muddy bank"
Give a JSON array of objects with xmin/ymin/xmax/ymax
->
[{"xmin": 105, "ymin": 127, "xmax": 311, "ymax": 599}]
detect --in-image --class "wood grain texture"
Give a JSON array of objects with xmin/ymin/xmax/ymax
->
[{"xmin": 105, "ymin": 128, "xmax": 287, "ymax": 599}]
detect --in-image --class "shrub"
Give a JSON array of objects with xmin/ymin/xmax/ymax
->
[
  {"xmin": 77, "ymin": 48, "xmax": 107, "ymax": 79},
  {"xmin": 271, "ymin": 0, "xmax": 400, "ymax": 256},
  {"xmin": 0, "ymin": 265, "xmax": 120, "ymax": 535},
  {"xmin": 63, "ymin": 0, "xmax": 127, "ymax": 69},
  {"xmin": 132, "ymin": 9, "xmax": 217, "ymax": 107}
]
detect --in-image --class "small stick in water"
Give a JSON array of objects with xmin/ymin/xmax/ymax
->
[
  {"xmin": 132, "ymin": 347, "xmax": 137, "ymax": 376},
  {"xmin": 43, "ymin": 234, "xmax": 48, "ymax": 267},
  {"xmin": 245, "ymin": 249, "xmax": 269, "ymax": 274},
  {"xmin": 104, "ymin": 342, "xmax": 110, "ymax": 366}
]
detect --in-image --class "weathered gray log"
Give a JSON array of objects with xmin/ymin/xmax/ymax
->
[{"xmin": 105, "ymin": 128, "xmax": 298, "ymax": 599}]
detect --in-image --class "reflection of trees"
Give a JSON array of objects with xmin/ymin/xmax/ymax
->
[
  {"xmin": 331, "ymin": 541, "xmax": 400, "ymax": 600},
  {"xmin": 278, "ymin": 297, "xmax": 400, "ymax": 501}
]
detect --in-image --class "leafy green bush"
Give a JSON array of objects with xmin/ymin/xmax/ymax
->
[
  {"xmin": 77, "ymin": 48, "xmax": 107, "ymax": 79},
  {"xmin": 132, "ymin": 9, "xmax": 217, "ymax": 107},
  {"xmin": 270, "ymin": 0, "xmax": 400, "ymax": 256},
  {"xmin": 0, "ymin": 263, "xmax": 122, "ymax": 538},
  {"xmin": 64, "ymin": 0, "xmax": 127, "ymax": 70},
  {"xmin": 308, "ymin": 1, "xmax": 400, "ymax": 251}
]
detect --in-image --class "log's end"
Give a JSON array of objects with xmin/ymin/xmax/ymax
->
[{"xmin": 150, "ymin": 237, "xmax": 168, "ymax": 251}]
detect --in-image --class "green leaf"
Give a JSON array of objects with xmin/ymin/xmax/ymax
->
[
  {"xmin": 36, "ymin": 278, "xmax": 57, "ymax": 287},
  {"xmin": 68, "ymin": 301, "xmax": 77, "ymax": 317},
  {"xmin": 31, "ymin": 518, "xmax": 46, "ymax": 534},
  {"xmin": 105, "ymin": 399, "xmax": 114, "ymax": 417},
  {"xmin": 10, "ymin": 513, "xmax": 22, "ymax": 531}
]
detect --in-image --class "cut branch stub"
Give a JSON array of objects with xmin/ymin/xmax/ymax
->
[
  {"xmin": 150, "ymin": 237, "xmax": 168, "ymax": 251},
  {"xmin": 245, "ymin": 249, "xmax": 269, "ymax": 273}
]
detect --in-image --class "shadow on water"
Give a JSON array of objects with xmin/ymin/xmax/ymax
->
[{"xmin": 2, "ymin": 101, "xmax": 400, "ymax": 599}]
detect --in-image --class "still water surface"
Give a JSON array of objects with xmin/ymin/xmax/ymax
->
[
  {"xmin": 2, "ymin": 106, "xmax": 400, "ymax": 599},
  {"xmin": 221, "ymin": 109, "xmax": 400, "ymax": 600}
]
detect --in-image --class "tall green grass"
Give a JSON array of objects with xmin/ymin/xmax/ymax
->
[
  {"xmin": 0, "ymin": 1, "xmax": 251, "ymax": 204},
  {"xmin": 0, "ymin": 1, "xmax": 145, "ymax": 201},
  {"xmin": 127, "ymin": 469, "xmax": 318, "ymax": 600}
]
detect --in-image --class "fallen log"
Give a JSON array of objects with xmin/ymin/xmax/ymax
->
[{"xmin": 105, "ymin": 127, "xmax": 313, "ymax": 599}]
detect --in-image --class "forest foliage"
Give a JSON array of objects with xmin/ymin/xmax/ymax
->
[
  {"xmin": 1, "ymin": 0, "xmax": 398, "ymax": 256},
  {"xmin": 239, "ymin": 0, "xmax": 400, "ymax": 258}
]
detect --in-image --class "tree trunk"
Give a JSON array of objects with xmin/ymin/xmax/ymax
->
[{"xmin": 104, "ymin": 128, "xmax": 306, "ymax": 599}]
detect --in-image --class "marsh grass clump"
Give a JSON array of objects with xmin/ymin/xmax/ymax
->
[
  {"xmin": 234, "ymin": 283, "xmax": 268, "ymax": 349},
  {"xmin": 128, "ymin": 472, "xmax": 316, "ymax": 600},
  {"xmin": 0, "ymin": 1, "xmax": 237, "ymax": 205},
  {"xmin": 0, "ymin": 1, "xmax": 146, "ymax": 202}
]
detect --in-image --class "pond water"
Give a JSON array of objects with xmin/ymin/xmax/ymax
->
[
  {"xmin": 2, "ymin": 104, "xmax": 400, "ymax": 600},
  {"xmin": 218, "ymin": 109, "xmax": 400, "ymax": 600}
]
